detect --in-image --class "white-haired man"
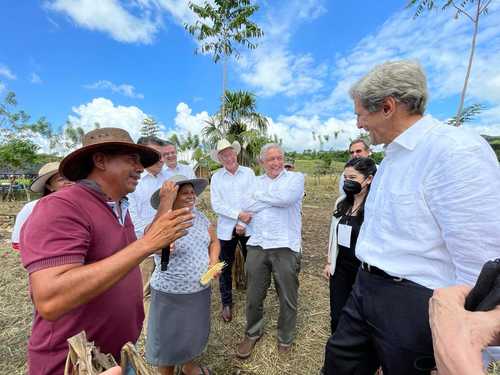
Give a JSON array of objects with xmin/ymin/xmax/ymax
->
[
  {"xmin": 323, "ymin": 60, "xmax": 500, "ymax": 374},
  {"xmin": 209, "ymin": 139, "xmax": 255, "ymax": 322},
  {"xmin": 236, "ymin": 143, "xmax": 305, "ymax": 359}
]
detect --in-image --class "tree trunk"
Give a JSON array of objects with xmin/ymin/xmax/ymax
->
[
  {"xmin": 221, "ymin": 56, "xmax": 227, "ymax": 129},
  {"xmin": 455, "ymin": 0, "xmax": 481, "ymax": 126}
]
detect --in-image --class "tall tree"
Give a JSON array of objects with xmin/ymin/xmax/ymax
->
[
  {"xmin": 140, "ymin": 117, "xmax": 160, "ymax": 137},
  {"xmin": 185, "ymin": 0, "xmax": 263, "ymax": 121},
  {"xmin": 203, "ymin": 90, "xmax": 271, "ymax": 166},
  {"xmin": 407, "ymin": 0, "xmax": 494, "ymax": 126}
]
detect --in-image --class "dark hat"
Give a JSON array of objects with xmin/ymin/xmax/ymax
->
[{"xmin": 60, "ymin": 127, "xmax": 160, "ymax": 181}]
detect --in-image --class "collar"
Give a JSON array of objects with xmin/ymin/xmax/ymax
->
[
  {"xmin": 222, "ymin": 165, "xmax": 241, "ymax": 176},
  {"xmin": 264, "ymin": 169, "xmax": 286, "ymax": 181},
  {"xmin": 388, "ymin": 115, "xmax": 440, "ymax": 151},
  {"xmin": 78, "ymin": 179, "xmax": 128, "ymax": 205}
]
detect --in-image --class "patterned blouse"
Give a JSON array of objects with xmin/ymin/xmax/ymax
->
[{"xmin": 150, "ymin": 208, "xmax": 211, "ymax": 294}]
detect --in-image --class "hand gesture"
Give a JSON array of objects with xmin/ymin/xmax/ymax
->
[
  {"xmin": 235, "ymin": 224, "xmax": 246, "ymax": 236},
  {"xmin": 142, "ymin": 208, "xmax": 193, "ymax": 254},
  {"xmin": 238, "ymin": 211, "xmax": 252, "ymax": 224},
  {"xmin": 157, "ymin": 181, "xmax": 178, "ymax": 214}
]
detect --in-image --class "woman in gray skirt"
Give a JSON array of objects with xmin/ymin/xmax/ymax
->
[{"xmin": 146, "ymin": 175, "xmax": 220, "ymax": 375}]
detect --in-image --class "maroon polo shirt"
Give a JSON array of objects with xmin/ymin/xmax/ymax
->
[{"xmin": 20, "ymin": 182, "xmax": 144, "ymax": 375}]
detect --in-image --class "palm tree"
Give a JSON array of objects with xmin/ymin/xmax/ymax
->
[
  {"xmin": 202, "ymin": 90, "xmax": 270, "ymax": 166},
  {"xmin": 407, "ymin": 0, "xmax": 494, "ymax": 126},
  {"xmin": 185, "ymin": 0, "xmax": 263, "ymax": 121}
]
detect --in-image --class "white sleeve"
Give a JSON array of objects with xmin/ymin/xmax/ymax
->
[
  {"xmin": 127, "ymin": 192, "xmax": 148, "ymax": 238},
  {"xmin": 425, "ymin": 143, "xmax": 500, "ymax": 285},
  {"xmin": 210, "ymin": 174, "xmax": 240, "ymax": 220},
  {"xmin": 12, "ymin": 200, "xmax": 37, "ymax": 244}
]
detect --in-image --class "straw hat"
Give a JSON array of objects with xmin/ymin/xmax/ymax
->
[
  {"xmin": 30, "ymin": 162, "xmax": 61, "ymax": 193},
  {"xmin": 60, "ymin": 128, "xmax": 160, "ymax": 181},
  {"xmin": 150, "ymin": 174, "xmax": 208, "ymax": 209},
  {"xmin": 209, "ymin": 139, "xmax": 241, "ymax": 164}
]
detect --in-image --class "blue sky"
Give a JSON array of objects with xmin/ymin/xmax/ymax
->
[{"xmin": 1, "ymin": 0, "xmax": 499, "ymax": 152}]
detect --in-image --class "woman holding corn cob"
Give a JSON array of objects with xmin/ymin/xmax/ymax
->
[{"xmin": 145, "ymin": 175, "xmax": 221, "ymax": 375}]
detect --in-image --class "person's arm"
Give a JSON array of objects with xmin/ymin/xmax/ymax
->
[
  {"xmin": 429, "ymin": 285, "xmax": 500, "ymax": 375},
  {"xmin": 210, "ymin": 174, "xmax": 246, "ymax": 220},
  {"xmin": 29, "ymin": 207, "xmax": 194, "ymax": 321},
  {"xmin": 252, "ymin": 172, "xmax": 305, "ymax": 208},
  {"xmin": 127, "ymin": 191, "xmax": 148, "ymax": 238},
  {"xmin": 208, "ymin": 224, "xmax": 221, "ymax": 267},
  {"xmin": 426, "ymin": 143, "xmax": 500, "ymax": 285}
]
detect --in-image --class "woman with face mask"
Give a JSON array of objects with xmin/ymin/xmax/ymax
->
[{"xmin": 323, "ymin": 157, "xmax": 377, "ymax": 334}]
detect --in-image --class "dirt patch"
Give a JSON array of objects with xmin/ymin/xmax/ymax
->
[{"xmin": 0, "ymin": 176, "xmax": 339, "ymax": 374}]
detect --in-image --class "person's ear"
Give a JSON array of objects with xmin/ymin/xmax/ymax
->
[
  {"xmin": 365, "ymin": 175, "xmax": 374, "ymax": 185},
  {"xmin": 382, "ymin": 97, "xmax": 397, "ymax": 118},
  {"xmin": 92, "ymin": 152, "xmax": 107, "ymax": 171}
]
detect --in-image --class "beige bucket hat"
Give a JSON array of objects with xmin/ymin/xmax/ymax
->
[
  {"xmin": 150, "ymin": 174, "xmax": 208, "ymax": 209},
  {"xmin": 30, "ymin": 161, "xmax": 61, "ymax": 193}
]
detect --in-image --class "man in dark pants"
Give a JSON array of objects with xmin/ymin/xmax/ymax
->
[
  {"xmin": 323, "ymin": 60, "xmax": 500, "ymax": 374},
  {"xmin": 210, "ymin": 139, "xmax": 255, "ymax": 322}
]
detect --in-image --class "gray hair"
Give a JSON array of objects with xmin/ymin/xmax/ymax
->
[
  {"xmin": 349, "ymin": 60, "xmax": 428, "ymax": 115},
  {"xmin": 259, "ymin": 143, "xmax": 284, "ymax": 162}
]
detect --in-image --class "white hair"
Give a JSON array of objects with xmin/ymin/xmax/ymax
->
[
  {"xmin": 259, "ymin": 143, "xmax": 284, "ymax": 162},
  {"xmin": 349, "ymin": 60, "xmax": 428, "ymax": 115}
]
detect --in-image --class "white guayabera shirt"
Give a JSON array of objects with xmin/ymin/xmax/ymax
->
[
  {"xmin": 210, "ymin": 165, "xmax": 256, "ymax": 241},
  {"xmin": 356, "ymin": 115, "xmax": 500, "ymax": 289},
  {"xmin": 243, "ymin": 170, "xmax": 305, "ymax": 253}
]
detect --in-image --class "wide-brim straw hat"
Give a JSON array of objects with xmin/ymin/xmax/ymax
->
[
  {"xmin": 60, "ymin": 127, "xmax": 160, "ymax": 181},
  {"xmin": 30, "ymin": 161, "xmax": 61, "ymax": 193},
  {"xmin": 209, "ymin": 139, "xmax": 241, "ymax": 164},
  {"xmin": 150, "ymin": 174, "xmax": 208, "ymax": 210}
]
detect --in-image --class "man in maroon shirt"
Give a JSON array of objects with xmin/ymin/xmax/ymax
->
[{"xmin": 20, "ymin": 128, "xmax": 193, "ymax": 375}]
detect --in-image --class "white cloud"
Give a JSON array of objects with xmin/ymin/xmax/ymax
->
[
  {"xmin": 0, "ymin": 64, "xmax": 16, "ymax": 80},
  {"xmin": 66, "ymin": 97, "xmax": 152, "ymax": 141},
  {"xmin": 300, "ymin": 1, "xmax": 500, "ymax": 122},
  {"xmin": 172, "ymin": 102, "xmax": 210, "ymax": 135},
  {"xmin": 45, "ymin": 0, "xmax": 161, "ymax": 44},
  {"xmin": 238, "ymin": 0, "xmax": 327, "ymax": 97},
  {"xmin": 84, "ymin": 80, "xmax": 144, "ymax": 99},
  {"xmin": 31, "ymin": 73, "xmax": 43, "ymax": 84},
  {"xmin": 0, "ymin": 82, "xmax": 6, "ymax": 94}
]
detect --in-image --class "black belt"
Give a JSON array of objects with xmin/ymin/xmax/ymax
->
[{"xmin": 361, "ymin": 262, "xmax": 405, "ymax": 282}]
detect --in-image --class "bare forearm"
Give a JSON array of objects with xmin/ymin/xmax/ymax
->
[
  {"xmin": 33, "ymin": 239, "xmax": 152, "ymax": 320},
  {"xmin": 209, "ymin": 241, "xmax": 221, "ymax": 265}
]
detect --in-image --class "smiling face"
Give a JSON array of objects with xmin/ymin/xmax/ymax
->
[
  {"xmin": 354, "ymin": 97, "xmax": 388, "ymax": 146},
  {"xmin": 164, "ymin": 144, "xmax": 177, "ymax": 169},
  {"xmin": 261, "ymin": 147, "xmax": 284, "ymax": 179},
  {"xmin": 218, "ymin": 147, "xmax": 238, "ymax": 173},
  {"xmin": 173, "ymin": 183, "xmax": 196, "ymax": 209},
  {"xmin": 145, "ymin": 143, "xmax": 167, "ymax": 176}
]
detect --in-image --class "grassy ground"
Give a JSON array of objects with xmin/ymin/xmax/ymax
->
[{"xmin": 0, "ymin": 175, "xmax": 339, "ymax": 375}]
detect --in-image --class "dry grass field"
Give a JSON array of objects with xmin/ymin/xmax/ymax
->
[{"xmin": 0, "ymin": 175, "xmax": 339, "ymax": 375}]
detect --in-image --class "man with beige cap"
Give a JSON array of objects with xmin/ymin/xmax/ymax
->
[
  {"xmin": 11, "ymin": 161, "xmax": 73, "ymax": 251},
  {"xmin": 210, "ymin": 138, "xmax": 255, "ymax": 322},
  {"xmin": 20, "ymin": 127, "xmax": 194, "ymax": 375}
]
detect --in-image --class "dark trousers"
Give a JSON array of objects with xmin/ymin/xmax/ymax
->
[
  {"xmin": 218, "ymin": 234, "xmax": 249, "ymax": 306},
  {"xmin": 329, "ymin": 263, "xmax": 359, "ymax": 334},
  {"xmin": 324, "ymin": 269, "xmax": 435, "ymax": 375},
  {"xmin": 245, "ymin": 246, "xmax": 301, "ymax": 345}
]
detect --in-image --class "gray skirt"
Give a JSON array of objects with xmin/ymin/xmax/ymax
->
[{"xmin": 146, "ymin": 286, "xmax": 211, "ymax": 367}]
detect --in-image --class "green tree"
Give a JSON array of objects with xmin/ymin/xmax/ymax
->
[
  {"xmin": 407, "ymin": 0, "xmax": 494, "ymax": 126},
  {"xmin": 185, "ymin": 0, "xmax": 263, "ymax": 121},
  {"xmin": 203, "ymin": 90, "xmax": 272, "ymax": 166},
  {"xmin": 0, "ymin": 138, "xmax": 39, "ymax": 171},
  {"xmin": 140, "ymin": 117, "xmax": 160, "ymax": 137},
  {"xmin": 446, "ymin": 103, "xmax": 485, "ymax": 125}
]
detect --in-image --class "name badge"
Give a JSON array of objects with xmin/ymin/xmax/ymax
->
[{"xmin": 337, "ymin": 223, "xmax": 352, "ymax": 248}]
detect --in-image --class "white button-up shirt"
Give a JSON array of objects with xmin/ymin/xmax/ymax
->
[
  {"xmin": 357, "ymin": 116, "xmax": 500, "ymax": 289},
  {"xmin": 210, "ymin": 165, "xmax": 256, "ymax": 240},
  {"xmin": 164, "ymin": 163, "xmax": 195, "ymax": 180},
  {"xmin": 243, "ymin": 170, "xmax": 305, "ymax": 252},
  {"xmin": 128, "ymin": 167, "xmax": 171, "ymax": 238}
]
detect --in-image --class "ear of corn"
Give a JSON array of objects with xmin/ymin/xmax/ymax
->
[{"xmin": 200, "ymin": 261, "xmax": 226, "ymax": 285}]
